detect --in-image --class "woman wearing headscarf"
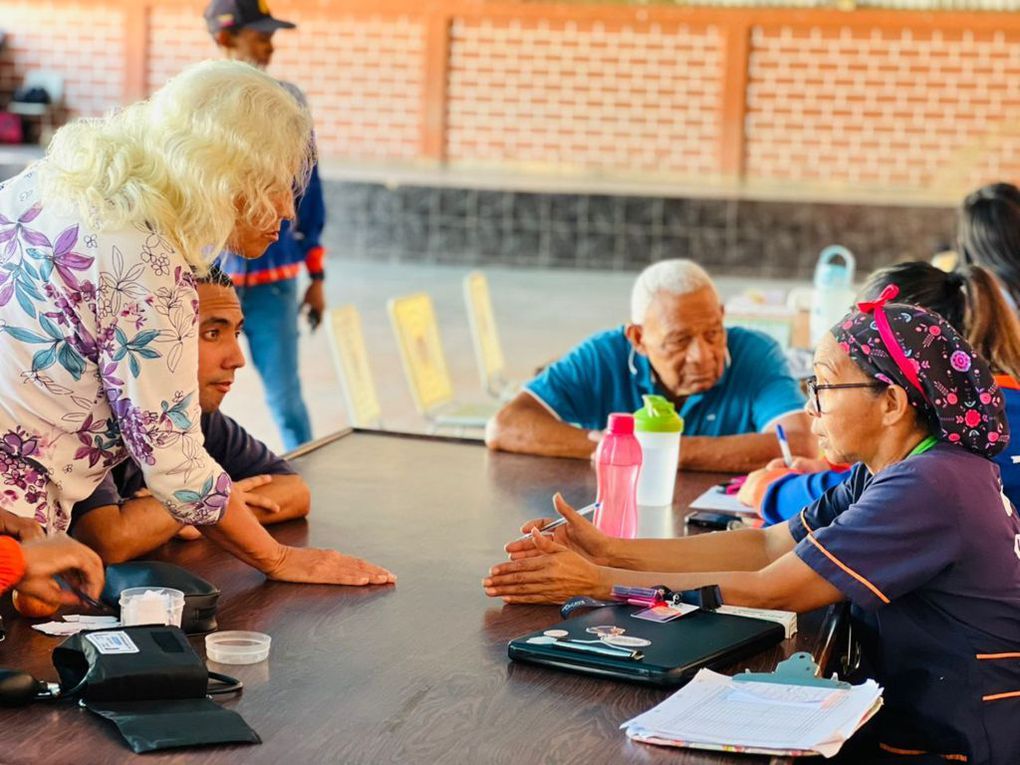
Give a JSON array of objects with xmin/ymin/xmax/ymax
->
[
  {"xmin": 485, "ymin": 293, "xmax": 1020, "ymax": 763},
  {"xmin": 741, "ymin": 261, "xmax": 1020, "ymax": 523},
  {"xmin": 0, "ymin": 60, "xmax": 393, "ymax": 587}
]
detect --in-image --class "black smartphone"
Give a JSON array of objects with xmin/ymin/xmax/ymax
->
[{"xmin": 685, "ymin": 511, "xmax": 744, "ymax": 530}]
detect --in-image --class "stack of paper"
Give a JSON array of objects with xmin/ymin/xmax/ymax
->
[{"xmin": 623, "ymin": 669, "xmax": 883, "ymax": 758}]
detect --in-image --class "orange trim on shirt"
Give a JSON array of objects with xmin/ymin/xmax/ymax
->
[
  {"xmin": 994, "ymin": 374, "xmax": 1020, "ymax": 391},
  {"xmin": 983, "ymin": 690, "xmax": 1020, "ymax": 702},
  {"xmin": 976, "ymin": 652, "xmax": 1020, "ymax": 660},
  {"xmin": 806, "ymin": 533, "xmax": 891, "ymax": 604},
  {"xmin": 229, "ymin": 262, "xmax": 303, "ymax": 287},
  {"xmin": 799, "ymin": 508, "xmax": 814, "ymax": 534},
  {"xmin": 879, "ymin": 744, "xmax": 968, "ymax": 761}
]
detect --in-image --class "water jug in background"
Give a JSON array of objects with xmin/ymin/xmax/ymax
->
[
  {"xmin": 633, "ymin": 395, "xmax": 684, "ymax": 506},
  {"xmin": 594, "ymin": 413, "xmax": 642, "ymax": 539},
  {"xmin": 809, "ymin": 245, "xmax": 856, "ymax": 348}
]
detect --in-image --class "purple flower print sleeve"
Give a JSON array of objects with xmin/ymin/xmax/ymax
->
[
  {"xmin": 92, "ymin": 227, "xmax": 232, "ymax": 524},
  {"xmin": 0, "ymin": 165, "xmax": 230, "ymax": 531}
]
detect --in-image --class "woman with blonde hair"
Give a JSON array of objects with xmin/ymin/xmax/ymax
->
[{"xmin": 0, "ymin": 60, "xmax": 394, "ymax": 596}]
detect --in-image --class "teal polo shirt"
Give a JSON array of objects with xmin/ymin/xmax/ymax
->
[{"xmin": 525, "ymin": 325, "xmax": 805, "ymax": 434}]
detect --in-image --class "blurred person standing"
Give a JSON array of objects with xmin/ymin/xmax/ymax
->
[{"xmin": 204, "ymin": 0, "xmax": 326, "ymax": 450}]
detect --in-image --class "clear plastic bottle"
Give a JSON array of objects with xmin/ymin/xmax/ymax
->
[{"xmin": 593, "ymin": 413, "xmax": 642, "ymax": 539}]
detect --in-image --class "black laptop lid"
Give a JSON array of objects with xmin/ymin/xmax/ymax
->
[{"xmin": 508, "ymin": 605, "xmax": 784, "ymax": 687}]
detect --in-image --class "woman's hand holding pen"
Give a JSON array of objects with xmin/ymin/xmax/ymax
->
[{"xmin": 504, "ymin": 493, "xmax": 614, "ymax": 566}]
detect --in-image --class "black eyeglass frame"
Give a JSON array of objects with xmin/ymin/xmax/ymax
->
[{"xmin": 806, "ymin": 375, "xmax": 888, "ymax": 415}]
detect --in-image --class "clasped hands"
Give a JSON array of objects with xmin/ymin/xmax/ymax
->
[{"xmin": 482, "ymin": 493, "xmax": 615, "ymax": 605}]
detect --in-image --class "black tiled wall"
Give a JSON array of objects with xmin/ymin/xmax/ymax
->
[{"xmin": 322, "ymin": 181, "xmax": 958, "ymax": 279}]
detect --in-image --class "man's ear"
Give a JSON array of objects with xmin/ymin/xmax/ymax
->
[
  {"xmin": 215, "ymin": 30, "xmax": 235, "ymax": 49},
  {"xmin": 624, "ymin": 324, "xmax": 648, "ymax": 357}
]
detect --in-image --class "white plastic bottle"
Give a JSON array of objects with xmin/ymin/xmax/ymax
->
[{"xmin": 632, "ymin": 395, "xmax": 684, "ymax": 506}]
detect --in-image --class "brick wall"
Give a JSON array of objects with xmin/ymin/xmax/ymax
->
[
  {"xmin": 0, "ymin": 0, "xmax": 124, "ymax": 118},
  {"xmin": 2, "ymin": 1, "xmax": 1020, "ymax": 205},
  {"xmin": 145, "ymin": 3, "xmax": 424, "ymax": 161},
  {"xmin": 446, "ymin": 19, "xmax": 723, "ymax": 177},
  {"xmin": 745, "ymin": 26, "xmax": 1020, "ymax": 192}
]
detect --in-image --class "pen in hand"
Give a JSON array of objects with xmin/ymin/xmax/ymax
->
[
  {"xmin": 515, "ymin": 502, "xmax": 600, "ymax": 541},
  {"xmin": 775, "ymin": 424, "xmax": 794, "ymax": 468}
]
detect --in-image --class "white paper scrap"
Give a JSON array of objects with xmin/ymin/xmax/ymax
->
[{"xmin": 31, "ymin": 615, "xmax": 120, "ymax": 636}]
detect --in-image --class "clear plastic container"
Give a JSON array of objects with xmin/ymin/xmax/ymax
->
[
  {"xmin": 206, "ymin": 631, "xmax": 272, "ymax": 665},
  {"xmin": 119, "ymin": 587, "xmax": 185, "ymax": 627}
]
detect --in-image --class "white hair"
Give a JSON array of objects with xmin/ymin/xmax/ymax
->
[{"xmin": 630, "ymin": 259, "xmax": 717, "ymax": 324}]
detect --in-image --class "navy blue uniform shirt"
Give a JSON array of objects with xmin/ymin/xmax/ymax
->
[{"xmin": 789, "ymin": 443, "xmax": 1020, "ymax": 764}]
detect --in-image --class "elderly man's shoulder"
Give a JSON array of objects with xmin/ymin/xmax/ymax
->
[
  {"xmin": 726, "ymin": 326, "xmax": 788, "ymax": 367},
  {"xmin": 570, "ymin": 325, "xmax": 630, "ymax": 355}
]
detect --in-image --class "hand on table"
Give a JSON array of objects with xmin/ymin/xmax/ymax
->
[
  {"xmin": 0, "ymin": 509, "xmax": 44, "ymax": 542},
  {"xmin": 233, "ymin": 474, "xmax": 281, "ymax": 514},
  {"xmin": 265, "ymin": 546, "xmax": 396, "ymax": 586},
  {"xmin": 485, "ymin": 528, "xmax": 608, "ymax": 604},
  {"xmin": 16, "ymin": 534, "xmax": 105, "ymax": 607},
  {"xmin": 505, "ymin": 493, "xmax": 613, "ymax": 566}
]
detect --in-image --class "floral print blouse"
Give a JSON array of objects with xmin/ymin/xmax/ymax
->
[{"xmin": 0, "ymin": 165, "xmax": 231, "ymax": 533}]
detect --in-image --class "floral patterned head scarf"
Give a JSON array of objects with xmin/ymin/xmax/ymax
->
[{"xmin": 831, "ymin": 284, "xmax": 1009, "ymax": 459}]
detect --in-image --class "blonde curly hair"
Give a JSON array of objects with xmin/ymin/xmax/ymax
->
[{"xmin": 39, "ymin": 59, "xmax": 314, "ymax": 273}]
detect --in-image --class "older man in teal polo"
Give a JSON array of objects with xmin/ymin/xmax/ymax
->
[{"xmin": 486, "ymin": 260, "xmax": 815, "ymax": 472}]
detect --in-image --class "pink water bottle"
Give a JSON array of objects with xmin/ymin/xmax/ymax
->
[{"xmin": 593, "ymin": 413, "xmax": 643, "ymax": 539}]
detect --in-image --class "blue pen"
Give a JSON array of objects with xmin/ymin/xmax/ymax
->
[{"xmin": 775, "ymin": 424, "xmax": 794, "ymax": 468}]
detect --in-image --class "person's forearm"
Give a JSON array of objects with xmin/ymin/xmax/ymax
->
[
  {"xmin": 606, "ymin": 527, "xmax": 777, "ymax": 573},
  {"xmin": 486, "ymin": 413, "xmax": 596, "ymax": 459},
  {"xmin": 198, "ymin": 491, "xmax": 285, "ymax": 573},
  {"xmin": 679, "ymin": 433, "xmax": 791, "ymax": 472},
  {"xmin": 249, "ymin": 475, "xmax": 311, "ymax": 524},
  {"xmin": 72, "ymin": 500, "xmax": 182, "ymax": 564}
]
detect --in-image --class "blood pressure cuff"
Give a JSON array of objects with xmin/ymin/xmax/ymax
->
[
  {"xmin": 53, "ymin": 626, "xmax": 260, "ymax": 753},
  {"xmin": 100, "ymin": 561, "xmax": 220, "ymax": 634}
]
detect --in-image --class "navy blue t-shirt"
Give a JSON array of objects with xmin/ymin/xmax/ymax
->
[
  {"xmin": 525, "ymin": 325, "xmax": 805, "ymax": 434},
  {"xmin": 788, "ymin": 443, "xmax": 1020, "ymax": 763},
  {"xmin": 72, "ymin": 411, "xmax": 294, "ymax": 520}
]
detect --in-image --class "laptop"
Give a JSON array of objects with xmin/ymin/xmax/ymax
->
[{"xmin": 508, "ymin": 604, "xmax": 784, "ymax": 687}]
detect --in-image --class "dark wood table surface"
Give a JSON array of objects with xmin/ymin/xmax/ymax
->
[{"xmin": 0, "ymin": 430, "xmax": 840, "ymax": 764}]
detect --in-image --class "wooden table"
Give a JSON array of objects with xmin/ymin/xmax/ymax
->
[{"xmin": 0, "ymin": 430, "xmax": 841, "ymax": 764}]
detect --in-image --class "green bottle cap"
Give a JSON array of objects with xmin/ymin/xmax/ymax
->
[{"xmin": 633, "ymin": 394, "xmax": 684, "ymax": 434}]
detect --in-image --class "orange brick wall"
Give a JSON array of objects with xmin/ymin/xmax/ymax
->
[
  {"xmin": 745, "ymin": 26, "xmax": 1020, "ymax": 192},
  {"xmin": 145, "ymin": 3, "xmax": 423, "ymax": 161},
  {"xmin": 446, "ymin": 19, "xmax": 723, "ymax": 177},
  {"xmin": 2, "ymin": 1, "xmax": 1020, "ymax": 202},
  {"xmin": 0, "ymin": 0, "xmax": 124, "ymax": 117}
]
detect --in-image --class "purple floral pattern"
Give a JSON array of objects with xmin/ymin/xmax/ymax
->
[{"xmin": 0, "ymin": 166, "xmax": 230, "ymax": 532}]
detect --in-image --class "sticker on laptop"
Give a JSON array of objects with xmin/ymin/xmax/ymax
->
[
  {"xmin": 632, "ymin": 603, "xmax": 699, "ymax": 623},
  {"xmin": 85, "ymin": 631, "xmax": 140, "ymax": 655}
]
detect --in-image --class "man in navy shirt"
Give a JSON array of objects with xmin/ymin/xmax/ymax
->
[
  {"xmin": 486, "ymin": 260, "xmax": 815, "ymax": 472},
  {"xmin": 71, "ymin": 268, "xmax": 311, "ymax": 563}
]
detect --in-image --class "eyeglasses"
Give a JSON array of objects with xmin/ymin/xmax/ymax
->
[{"xmin": 805, "ymin": 375, "xmax": 888, "ymax": 416}]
